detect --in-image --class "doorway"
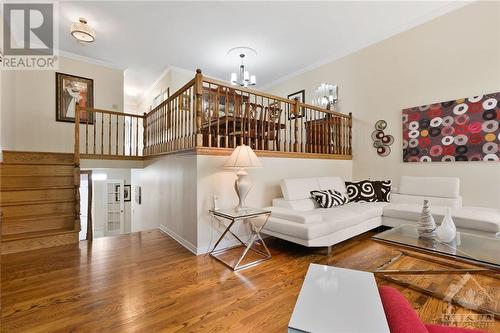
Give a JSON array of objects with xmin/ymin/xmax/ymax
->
[{"xmin": 79, "ymin": 170, "xmax": 93, "ymax": 241}]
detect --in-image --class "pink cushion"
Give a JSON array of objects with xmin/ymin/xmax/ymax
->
[
  {"xmin": 426, "ymin": 324, "xmax": 488, "ymax": 333},
  {"xmin": 378, "ymin": 286, "xmax": 429, "ymax": 333}
]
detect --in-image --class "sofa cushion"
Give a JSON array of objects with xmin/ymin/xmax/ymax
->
[
  {"xmin": 383, "ymin": 204, "xmax": 500, "ymax": 233},
  {"xmin": 268, "ymin": 207, "xmax": 322, "ymax": 224},
  {"xmin": 391, "ymin": 193, "xmax": 462, "ymax": 208},
  {"xmin": 345, "ymin": 180, "xmax": 378, "ymax": 202},
  {"xmin": 310, "ymin": 189, "xmax": 349, "ymax": 208},
  {"xmin": 337, "ymin": 202, "xmax": 389, "ymax": 220},
  {"xmin": 272, "ymin": 198, "xmax": 318, "ymax": 211},
  {"xmin": 281, "ymin": 178, "xmax": 320, "ymax": 201},
  {"xmin": 371, "ymin": 180, "xmax": 392, "ymax": 202},
  {"xmin": 399, "ymin": 176, "xmax": 460, "ymax": 198},
  {"xmin": 317, "ymin": 176, "xmax": 347, "ymax": 195},
  {"xmin": 378, "ymin": 286, "xmax": 429, "ymax": 333}
]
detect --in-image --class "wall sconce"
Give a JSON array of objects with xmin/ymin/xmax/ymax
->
[{"xmin": 313, "ymin": 83, "xmax": 338, "ymax": 110}]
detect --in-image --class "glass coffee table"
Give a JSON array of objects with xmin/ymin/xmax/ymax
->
[
  {"xmin": 372, "ymin": 225, "xmax": 499, "ymax": 320},
  {"xmin": 373, "ymin": 224, "xmax": 500, "ymax": 271}
]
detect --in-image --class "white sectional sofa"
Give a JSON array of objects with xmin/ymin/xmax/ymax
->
[{"xmin": 262, "ymin": 176, "xmax": 500, "ymax": 249}]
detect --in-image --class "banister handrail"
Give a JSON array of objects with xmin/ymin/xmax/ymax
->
[{"xmin": 79, "ymin": 107, "xmax": 145, "ymax": 119}]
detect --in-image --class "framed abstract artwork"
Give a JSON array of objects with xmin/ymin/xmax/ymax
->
[
  {"xmin": 56, "ymin": 72, "xmax": 94, "ymax": 123},
  {"xmin": 402, "ymin": 92, "xmax": 499, "ymax": 162}
]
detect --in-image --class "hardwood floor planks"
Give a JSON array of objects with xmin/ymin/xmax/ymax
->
[{"xmin": 1, "ymin": 229, "xmax": 498, "ymax": 332}]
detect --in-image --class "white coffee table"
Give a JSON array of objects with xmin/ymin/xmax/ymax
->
[{"xmin": 289, "ymin": 264, "xmax": 390, "ymax": 333}]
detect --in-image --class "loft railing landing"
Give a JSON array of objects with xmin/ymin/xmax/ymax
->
[{"xmin": 75, "ymin": 69, "xmax": 352, "ymax": 163}]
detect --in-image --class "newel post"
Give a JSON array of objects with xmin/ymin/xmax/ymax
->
[
  {"xmin": 143, "ymin": 112, "xmax": 147, "ymax": 156},
  {"xmin": 194, "ymin": 69, "xmax": 203, "ymax": 147},
  {"xmin": 348, "ymin": 112, "xmax": 353, "ymax": 156},
  {"xmin": 74, "ymin": 103, "xmax": 81, "ymax": 232}
]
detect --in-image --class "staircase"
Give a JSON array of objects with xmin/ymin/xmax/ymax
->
[{"xmin": 1, "ymin": 151, "xmax": 80, "ymax": 254}]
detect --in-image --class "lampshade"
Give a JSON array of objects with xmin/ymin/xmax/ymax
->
[
  {"xmin": 71, "ymin": 17, "xmax": 95, "ymax": 43},
  {"xmin": 224, "ymin": 144, "xmax": 262, "ymax": 169}
]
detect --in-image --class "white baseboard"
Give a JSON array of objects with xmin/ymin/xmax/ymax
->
[{"xmin": 158, "ymin": 224, "xmax": 197, "ymax": 255}]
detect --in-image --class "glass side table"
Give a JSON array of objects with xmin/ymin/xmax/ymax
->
[{"xmin": 209, "ymin": 208, "xmax": 272, "ymax": 271}]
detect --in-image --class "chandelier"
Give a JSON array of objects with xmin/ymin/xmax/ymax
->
[
  {"xmin": 229, "ymin": 47, "xmax": 257, "ymax": 87},
  {"xmin": 71, "ymin": 17, "xmax": 95, "ymax": 43}
]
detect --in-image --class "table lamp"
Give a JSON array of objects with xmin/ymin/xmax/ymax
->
[{"xmin": 224, "ymin": 144, "xmax": 262, "ymax": 210}]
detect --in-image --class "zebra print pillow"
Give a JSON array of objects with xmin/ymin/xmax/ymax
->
[
  {"xmin": 310, "ymin": 189, "xmax": 349, "ymax": 208},
  {"xmin": 345, "ymin": 181, "xmax": 378, "ymax": 202}
]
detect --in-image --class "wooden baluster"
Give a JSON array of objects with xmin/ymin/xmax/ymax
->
[
  {"xmin": 129, "ymin": 116, "xmax": 133, "ymax": 156},
  {"xmin": 224, "ymin": 88, "xmax": 229, "ymax": 148},
  {"xmin": 194, "ymin": 69, "xmax": 203, "ymax": 147},
  {"xmin": 264, "ymin": 97, "xmax": 269, "ymax": 150},
  {"xmin": 115, "ymin": 114, "xmax": 119, "ymax": 155},
  {"xmin": 142, "ymin": 113, "xmax": 147, "ymax": 156},
  {"xmin": 348, "ymin": 113, "xmax": 352, "ymax": 156},
  {"xmin": 215, "ymin": 87, "xmax": 220, "ymax": 148},
  {"xmin": 75, "ymin": 103, "xmax": 80, "ymax": 164},
  {"xmin": 294, "ymin": 100, "xmax": 299, "ymax": 152},
  {"xmin": 85, "ymin": 110, "xmax": 89, "ymax": 155},
  {"xmin": 101, "ymin": 111, "xmax": 104, "ymax": 154},
  {"xmin": 341, "ymin": 117, "xmax": 344, "ymax": 155},
  {"xmin": 246, "ymin": 93, "xmax": 251, "ymax": 146},
  {"xmin": 135, "ymin": 117, "xmax": 138, "ymax": 156},
  {"xmin": 108, "ymin": 113, "xmax": 111, "ymax": 155},
  {"xmin": 93, "ymin": 111, "xmax": 96, "ymax": 154},
  {"xmin": 232, "ymin": 89, "xmax": 237, "ymax": 148}
]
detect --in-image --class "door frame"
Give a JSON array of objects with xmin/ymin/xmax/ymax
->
[{"xmin": 80, "ymin": 170, "xmax": 93, "ymax": 241}]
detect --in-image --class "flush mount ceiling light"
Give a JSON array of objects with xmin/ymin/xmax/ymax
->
[
  {"xmin": 71, "ymin": 17, "xmax": 95, "ymax": 43},
  {"xmin": 228, "ymin": 47, "xmax": 257, "ymax": 87}
]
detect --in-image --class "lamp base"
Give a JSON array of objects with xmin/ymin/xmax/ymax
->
[{"xmin": 235, "ymin": 168, "xmax": 251, "ymax": 211}]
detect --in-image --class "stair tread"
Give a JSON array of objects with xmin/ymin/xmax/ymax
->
[
  {"xmin": 1, "ymin": 185, "xmax": 75, "ymax": 191},
  {"xmin": 2, "ymin": 228, "xmax": 77, "ymax": 241},
  {"xmin": 2, "ymin": 212, "xmax": 76, "ymax": 222},
  {"xmin": 0, "ymin": 198, "xmax": 76, "ymax": 207}
]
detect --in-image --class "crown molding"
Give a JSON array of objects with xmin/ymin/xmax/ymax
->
[
  {"xmin": 58, "ymin": 50, "xmax": 126, "ymax": 71},
  {"xmin": 260, "ymin": 1, "xmax": 471, "ymax": 91}
]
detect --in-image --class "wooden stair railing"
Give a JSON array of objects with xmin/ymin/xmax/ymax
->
[{"xmin": 141, "ymin": 69, "xmax": 353, "ymax": 158}]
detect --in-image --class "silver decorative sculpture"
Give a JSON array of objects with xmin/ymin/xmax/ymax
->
[{"xmin": 417, "ymin": 200, "xmax": 436, "ymax": 239}]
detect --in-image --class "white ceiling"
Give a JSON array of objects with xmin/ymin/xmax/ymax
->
[{"xmin": 58, "ymin": 1, "xmax": 468, "ymax": 100}]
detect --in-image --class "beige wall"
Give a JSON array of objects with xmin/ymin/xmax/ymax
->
[
  {"xmin": 267, "ymin": 2, "xmax": 500, "ymax": 208},
  {"xmin": 137, "ymin": 67, "xmax": 195, "ymax": 114},
  {"xmin": 196, "ymin": 155, "xmax": 352, "ymax": 254},
  {"xmin": 131, "ymin": 153, "xmax": 198, "ymax": 252},
  {"xmin": 1, "ymin": 56, "xmax": 124, "ymax": 153}
]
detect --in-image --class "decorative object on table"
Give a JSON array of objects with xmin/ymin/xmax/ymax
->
[
  {"xmin": 228, "ymin": 47, "xmax": 257, "ymax": 87},
  {"xmin": 371, "ymin": 120, "xmax": 394, "ymax": 157},
  {"xmin": 436, "ymin": 208, "xmax": 457, "ymax": 243},
  {"xmin": 345, "ymin": 180, "xmax": 377, "ymax": 202},
  {"xmin": 417, "ymin": 200, "xmax": 436, "ymax": 239},
  {"xmin": 370, "ymin": 180, "xmax": 392, "ymax": 202},
  {"xmin": 402, "ymin": 92, "xmax": 500, "ymax": 162},
  {"xmin": 56, "ymin": 72, "xmax": 94, "ymax": 123},
  {"xmin": 224, "ymin": 144, "xmax": 262, "ymax": 210},
  {"xmin": 287, "ymin": 90, "xmax": 305, "ymax": 120},
  {"xmin": 310, "ymin": 189, "xmax": 349, "ymax": 208},
  {"xmin": 134, "ymin": 186, "xmax": 142, "ymax": 204},
  {"xmin": 123, "ymin": 185, "xmax": 131, "ymax": 202},
  {"xmin": 312, "ymin": 83, "xmax": 338, "ymax": 110}
]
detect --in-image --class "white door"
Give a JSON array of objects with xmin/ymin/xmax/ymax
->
[
  {"xmin": 105, "ymin": 180, "xmax": 124, "ymax": 236},
  {"xmin": 79, "ymin": 177, "xmax": 89, "ymax": 240}
]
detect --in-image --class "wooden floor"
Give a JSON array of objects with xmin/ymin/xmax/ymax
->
[{"xmin": 1, "ymin": 230, "xmax": 498, "ymax": 332}]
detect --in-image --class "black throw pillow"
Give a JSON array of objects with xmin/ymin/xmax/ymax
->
[
  {"xmin": 310, "ymin": 189, "xmax": 349, "ymax": 208},
  {"xmin": 371, "ymin": 180, "xmax": 392, "ymax": 202},
  {"xmin": 345, "ymin": 181, "xmax": 378, "ymax": 202}
]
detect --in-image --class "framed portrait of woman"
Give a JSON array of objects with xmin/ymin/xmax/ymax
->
[{"xmin": 56, "ymin": 72, "xmax": 94, "ymax": 123}]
